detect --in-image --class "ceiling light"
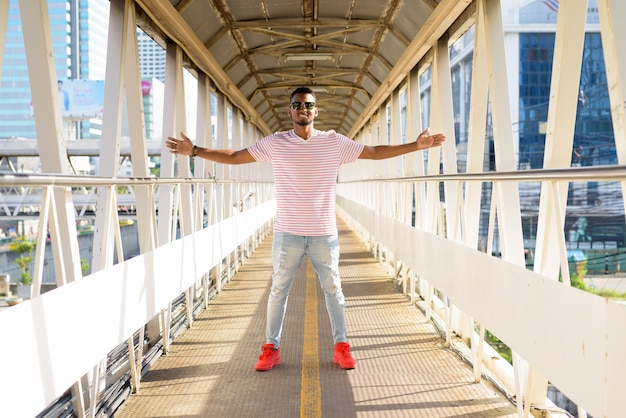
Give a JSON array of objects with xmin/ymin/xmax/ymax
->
[{"xmin": 284, "ymin": 53, "xmax": 334, "ymax": 61}]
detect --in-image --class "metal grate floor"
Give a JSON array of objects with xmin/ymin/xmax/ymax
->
[{"xmin": 115, "ymin": 219, "xmax": 517, "ymax": 418}]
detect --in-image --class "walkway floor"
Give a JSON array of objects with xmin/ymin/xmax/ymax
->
[{"xmin": 115, "ymin": 219, "xmax": 517, "ymax": 418}]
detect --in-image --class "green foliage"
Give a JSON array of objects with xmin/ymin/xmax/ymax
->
[
  {"xmin": 10, "ymin": 235, "xmax": 36, "ymax": 285},
  {"xmin": 593, "ymin": 288, "xmax": 626, "ymax": 299},
  {"xmin": 570, "ymin": 260, "xmax": 588, "ymax": 290},
  {"xmin": 10, "ymin": 235, "xmax": 36, "ymax": 254},
  {"xmin": 18, "ymin": 270, "xmax": 32, "ymax": 285},
  {"xmin": 485, "ymin": 330, "xmax": 512, "ymax": 363},
  {"xmin": 81, "ymin": 259, "xmax": 90, "ymax": 276},
  {"xmin": 569, "ymin": 260, "xmax": 626, "ymax": 299}
]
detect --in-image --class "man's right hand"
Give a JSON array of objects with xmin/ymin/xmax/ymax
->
[{"xmin": 166, "ymin": 132, "xmax": 194, "ymax": 156}]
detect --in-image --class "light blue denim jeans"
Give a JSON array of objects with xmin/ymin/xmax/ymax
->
[{"xmin": 266, "ymin": 232, "xmax": 347, "ymax": 347}]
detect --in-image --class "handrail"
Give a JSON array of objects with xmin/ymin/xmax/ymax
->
[
  {"xmin": 339, "ymin": 164, "xmax": 626, "ymax": 183},
  {"xmin": 0, "ymin": 172, "xmax": 272, "ymax": 187},
  {"xmin": 2, "ymin": 162, "xmax": 623, "ymax": 189},
  {"xmin": 0, "ymin": 173, "xmax": 276, "ymax": 418},
  {"xmin": 336, "ymin": 163, "xmax": 626, "ymax": 418}
]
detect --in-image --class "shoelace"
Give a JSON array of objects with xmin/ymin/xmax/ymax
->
[{"xmin": 260, "ymin": 348, "xmax": 275, "ymax": 359}]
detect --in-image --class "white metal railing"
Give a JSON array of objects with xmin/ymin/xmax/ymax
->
[
  {"xmin": 1, "ymin": 166, "xmax": 625, "ymax": 417},
  {"xmin": 0, "ymin": 173, "xmax": 275, "ymax": 417},
  {"xmin": 3, "ymin": 1, "xmax": 624, "ymax": 417},
  {"xmin": 337, "ymin": 164, "xmax": 626, "ymax": 418}
]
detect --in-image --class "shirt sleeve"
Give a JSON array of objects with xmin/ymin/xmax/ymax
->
[
  {"xmin": 247, "ymin": 134, "xmax": 274, "ymax": 163},
  {"xmin": 334, "ymin": 131, "xmax": 365, "ymax": 164}
]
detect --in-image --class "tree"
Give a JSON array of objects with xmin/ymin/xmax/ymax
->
[{"xmin": 10, "ymin": 235, "xmax": 36, "ymax": 285}]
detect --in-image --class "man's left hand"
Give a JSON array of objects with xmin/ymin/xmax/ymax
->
[{"xmin": 416, "ymin": 128, "xmax": 446, "ymax": 150}]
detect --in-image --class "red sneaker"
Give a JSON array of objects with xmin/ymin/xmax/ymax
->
[
  {"xmin": 333, "ymin": 342, "xmax": 356, "ymax": 369},
  {"xmin": 255, "ymin": 343, "xmax": 281, "ymax": 371}
]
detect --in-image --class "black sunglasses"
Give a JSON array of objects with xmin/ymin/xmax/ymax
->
[{"xmin": 289, "ymin": 102, "xmax": 316, "ymax": 110}]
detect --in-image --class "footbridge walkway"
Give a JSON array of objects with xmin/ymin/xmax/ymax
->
[
  {"xmin": 114, "ymin": 218, "xmax": 518, "ymax": 418},
  {"xmin": 1, "ymin": 0, "xmax": 626, "ymax": 417}
]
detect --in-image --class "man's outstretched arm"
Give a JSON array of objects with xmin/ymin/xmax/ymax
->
[
  {"xmin": 166, "ymin": 132, "xmax": 256, "ymax": 165},
  {"xmin": 358, "ymin": 128, "xmax": 446, "ymax": 160}
]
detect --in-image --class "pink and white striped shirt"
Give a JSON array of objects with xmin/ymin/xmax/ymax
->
[{"xmin": 247, "ymin": 129, "xmax": 364, "ymax": 236}]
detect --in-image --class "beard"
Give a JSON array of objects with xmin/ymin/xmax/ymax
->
[{"xmin": 294, "ymin": 117, "xmax": 313, "ymax": 127}]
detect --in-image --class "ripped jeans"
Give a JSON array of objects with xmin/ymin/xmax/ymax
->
[{"xmin": 266, "ymin": 232, "xmax": 347, "ymax": 347}]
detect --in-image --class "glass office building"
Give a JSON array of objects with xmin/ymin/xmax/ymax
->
[
  {"xmin": 137, "ymin": 30, "xmax": 166, "ymax": 83},
  {"xmin": 508, "ymin": 0, "xmax": 622, "ymax": 251},
  {"xmin": 0, "ymin": 0, "xmax": 109, "ymax": 139},
  {"xmin": 514, "ymin": 0, "xmax": 613, "ymax": 169},
  {"xmin": 1, "ymin": 1, "xmax": 69, "ymax": 138},
  {"xmin": 440, "ymin": 0, "xmax": 620, "ymax": 253},
  {"xmin": 439, "ymin": 0, "xmax": 614, "ymax": 173}
]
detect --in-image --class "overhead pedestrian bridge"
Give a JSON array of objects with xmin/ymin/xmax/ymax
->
[{"xmin": 0, "ymin": 0, "xmax": 625, "ymax": 417}]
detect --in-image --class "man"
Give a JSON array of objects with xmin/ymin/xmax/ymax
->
[
  {"xmin": 58, "ymin": 80, "xmax": 70, "ymax": 112},
  {"xmin": 166, "ymin": 86, "xmax": 446, "ymax": 371}
]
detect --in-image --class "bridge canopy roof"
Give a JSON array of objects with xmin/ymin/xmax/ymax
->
[{"xmin": 137, "ymin": 0, "xmax": 449, "ymax": 136}]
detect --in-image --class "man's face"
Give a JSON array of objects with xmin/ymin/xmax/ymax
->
[{"xmin": 288, "ymin": 93, "xmax": 318, "ymax": 127}]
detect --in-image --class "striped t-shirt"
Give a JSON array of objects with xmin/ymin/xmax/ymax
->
[{"xmin": 247, "ymin": 129, "xmax": 364, "ymax": 236}]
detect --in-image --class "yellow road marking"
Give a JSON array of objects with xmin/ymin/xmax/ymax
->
[{"xmin": 300, "ymin": 260, "xmax": 322, "ymax": 418}]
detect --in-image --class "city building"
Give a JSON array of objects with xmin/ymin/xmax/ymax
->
[
  {"xmin": 409, "ymin": 0, "xmax": 620, "ymax": 263},
  {"xmin": 506, "ymin": 0, "xmax": 613, "ymax": 170},
  {"xmin": 137, "ymin": 29, "xmax": 166, "ymax": 83},
  {"xmin": 504, "ymin": 0, "xmax": 622, "ymax": 259},
  {"xmin": 0, "ymin": 0, "xmax": 109, "ymax": 141},
  {"xmin": 1, "ymin": 2, "xmax": 168, "ymax": 176}
]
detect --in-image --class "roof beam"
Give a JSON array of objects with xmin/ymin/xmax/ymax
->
[
  {"xmin": 135, "ymin": 0, "xmax": 272, "ymax": 134},
  {"xmin": 348, "ymin": 0, "xmax": 473, "ymax": 138},
  {"xmin": 233, "ymin": 18, "xmax": 381, "ymax": 29},
  {"xmin": 206, "ymin": 0, "xmax": 282, "ymax": 130}
]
